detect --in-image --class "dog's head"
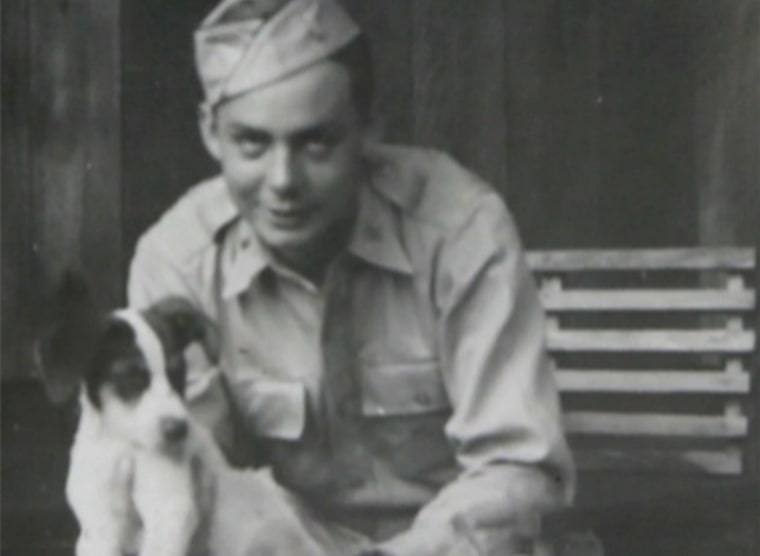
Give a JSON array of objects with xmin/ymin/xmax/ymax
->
[{"xmin": 35, "ymin": 272, "xmax": 219, "ymax": 453}]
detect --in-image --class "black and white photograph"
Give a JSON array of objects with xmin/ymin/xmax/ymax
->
[{"xmin": 2, "ymin": 1, "xmax": 758, "ymax": 555}]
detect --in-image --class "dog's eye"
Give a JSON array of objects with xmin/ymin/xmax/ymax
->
[{"xmin": 110, "ymin": 361, "xmax": 150, "ymax": 401}]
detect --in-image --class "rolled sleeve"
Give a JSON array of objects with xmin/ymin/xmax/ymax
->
[{"xmin": 376, "ymin": 194, "xmax": 574, "ymax": 556}]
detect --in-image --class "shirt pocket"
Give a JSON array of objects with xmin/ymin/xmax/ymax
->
[
  {"xmin": 227, "ymin": 371, "xmax": 307, "ymax": 441},
  {"xmin": 359, "ymin": 360, "xmax": 455, "ymax": 482},
  {"xmin": 360, "ymin": 359, "xmax": 450, "ymax": 416}
]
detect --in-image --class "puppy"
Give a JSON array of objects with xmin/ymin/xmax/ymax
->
[{"xmin": 36, "ymin": 272, "xmax": 326, "ymax": 556}]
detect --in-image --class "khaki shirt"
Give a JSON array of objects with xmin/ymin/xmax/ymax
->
[{"xmin": 128, "ymin": 144, "xmax": 574, "ymax": 555}]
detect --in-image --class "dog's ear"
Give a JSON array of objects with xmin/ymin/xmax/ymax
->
[
  {"xmin": 145, "ymin": 297, "xmax": 220, "ymax": 364},
  {"xmin": 34, "ymin": 271, "xmax": 101, "ymax": 405}
]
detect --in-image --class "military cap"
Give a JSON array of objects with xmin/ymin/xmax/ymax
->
[{"xmin": 194, "ymin": 0, "xmax": 360, "ymax": 108}]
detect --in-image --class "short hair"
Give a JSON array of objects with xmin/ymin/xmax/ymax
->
[{"xmin": 329, "ymin": 33, "xmax": 374, "ymax": 123}]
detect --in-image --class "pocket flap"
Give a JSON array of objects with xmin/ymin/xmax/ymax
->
[{"xmin": 361, "ymin": 360, "xmax": 449, "ymax": 417}]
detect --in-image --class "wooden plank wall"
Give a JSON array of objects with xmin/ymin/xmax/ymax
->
[
  {"xmin": 1, "ymin": 0, "xmax": 122, "ymax": 379},
  {"xmin": 121, "ymin": 0, "xmax": 218, "ymax": 259},
  {"xmin": 120, "ymin": 0, "xmax": 758, "ymax": 252},
  {"xmin": 2, "ymin": 1, "xmax": 34, "ymax": 380}
]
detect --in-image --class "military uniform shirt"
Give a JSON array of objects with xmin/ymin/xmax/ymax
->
[{"xmin": 127, "ymin": 144, "xmax": 575, "ymax": 555}]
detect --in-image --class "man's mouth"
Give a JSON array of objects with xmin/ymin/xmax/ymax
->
[{"xmin": 265, "ymin": 205, "xmax": 309, "ymax": 228}]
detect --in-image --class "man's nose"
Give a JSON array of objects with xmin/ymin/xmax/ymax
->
[{"xmin": 267, "ymin": 146, "xmax": 300, "ymax": 195}]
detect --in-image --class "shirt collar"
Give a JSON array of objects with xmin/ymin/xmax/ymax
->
[
  {"xmin": 346, "ymin": 178, "xmax": 414, "ymax": 275},
  {"xmin": 220, "ymin": 220, "xmax": 271, "ymax": 299}
]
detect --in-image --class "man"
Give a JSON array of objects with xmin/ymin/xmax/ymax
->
[{"xmin": 128, "ymin": 0, "xmax": 575, "ymax": 554}]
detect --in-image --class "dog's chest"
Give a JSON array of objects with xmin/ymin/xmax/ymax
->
[{"xmin": 67, "ymin": 411, "xmax": 208, "ymax": 555}]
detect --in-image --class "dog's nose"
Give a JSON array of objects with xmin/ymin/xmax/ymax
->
[{"xmin": 160, "ymin": 417, "xmax": 188, "ymax": 443}]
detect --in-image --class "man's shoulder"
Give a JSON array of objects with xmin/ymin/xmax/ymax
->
[
  {"xmin": 136, "ymin": 176, "xmax": 237, "ymax": 263},
  {"xmin": 370, "ymin": 144, "xmax": 502, "ymax": 235}
]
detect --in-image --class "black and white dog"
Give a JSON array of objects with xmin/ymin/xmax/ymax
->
[{"xmin": 36, "ymin": 273, "xmax": 325, "ymax": 556}]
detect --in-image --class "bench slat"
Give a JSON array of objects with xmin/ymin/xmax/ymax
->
[
  {"xmin": 547, "ymin": 329, "xmax": 755, "ymax": 353},
  {"xmin": 556, "ymin": 370, "xmax": 751, "ymax": 394},
  {"xmin": 528, "ymin": 248, "xmax": 755, "ymax": 272},
  {"xmin": 573, "ymin": 448, "xmax": 743, "ymax": 475},
  {"xmin": 565, "ymin": 411, "xmax": 748, "ymax": 437},
  {"xmin": 540, "ymin": 289, "xmax": 756, "ymax": 312}
]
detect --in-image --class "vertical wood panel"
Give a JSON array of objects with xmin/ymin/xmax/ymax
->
[
  {"xmin": 412, "ymin": 0, "xmax": 507, "ymax": 192},
  {"xmin": 692, "ymin": 0, "xmax": 759, "ymax": 247},
  {"xmin": 1, "ymin": 0, "xmax": 34, "ymax": 379},
  {"xmin": 755, "ymin": 200, "xmax": 760, "ymax": 553},
  {"xmin": 340, "ymin": 0, "xmax": 413, "ymax": 143},
  {"xmin": 543, "ymin": 0, "xmax": 603, "ymax": 246},
  {"xmin": 596, "ymin": 1, "xmax": 697, "ymax": 247},
  {"xmin": 83, "ymin": 0, "xmax": 123, "ymax": 308},
  {"xmin": 121, "ymin": 0, "xmax": 217, "ymax": 264},
  {"xmin": 501, "ymin": 0, "xmax": 554, "ymax": 245},
  {"xmin": 1, "ymin": 0, "xmax": 122, "ymax": 379}
]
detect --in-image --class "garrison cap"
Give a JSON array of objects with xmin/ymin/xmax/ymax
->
[{"xmin": 194, "ymin": 0, "xmax": 360, "ymax": 108}]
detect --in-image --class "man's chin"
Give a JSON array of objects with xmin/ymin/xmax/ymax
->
[
  {"xmin": 254, "ymin": 224, "xmax": 323, "ymax": 264},
  {"xmin": 255, "ymin": 224, "xmax": 314, "ymax": 251}
]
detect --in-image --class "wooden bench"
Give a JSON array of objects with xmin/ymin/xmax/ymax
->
[{"xmin": 526, "ymin": 247, "xmax": 759, "ymax": 555}]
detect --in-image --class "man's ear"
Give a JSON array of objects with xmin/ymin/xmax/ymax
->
[
  {"xmin": 34, "ymin": 271, "xmax": 100, "ymax": 405},
  {"xmin": 198, "ymin": 103, "xmax": 222, "ymax": 161},
  {"xmin": 146, "ymin": 297, "xmax": 220, "ymax": 364}
]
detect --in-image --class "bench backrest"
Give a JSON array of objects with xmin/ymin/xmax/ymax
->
[{"xmin": 527, "ymin": 248, "xmax": 757, "ymax": 477}]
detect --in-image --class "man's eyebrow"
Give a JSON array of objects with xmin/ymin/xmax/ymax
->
[
  {"xmin": 290, "ymin": 122, "xmax": 345, "ymax": 142},
  {"xmin": 227, "ymin": 125, "xmax": 272, "ymax": 140},
  {"xmin": 225, "ymin": 121, "xmax": 346, "ymax": 142}
]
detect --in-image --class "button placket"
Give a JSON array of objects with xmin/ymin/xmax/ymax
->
[
  {"xmin": 319, "ymin": 255, "xmax": 375, "ymax": 493},
  {"xmin": 321, "ymin": 255, "xmax": 361, "ymax": 425}
]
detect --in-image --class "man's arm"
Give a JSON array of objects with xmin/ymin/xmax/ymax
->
[
  {"xmin": 375, "ymin": 194, "xmax": 575, "ymax": 556},
  {"xmin": 128, "ymin": 238, "xmax": 236, "ymax": 454}
]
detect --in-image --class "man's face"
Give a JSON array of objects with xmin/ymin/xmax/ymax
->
[{"xmin": 203, "ymin": 59, "xmax": 367, "ymax": 265}]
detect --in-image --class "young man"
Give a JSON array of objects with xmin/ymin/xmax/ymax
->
[{"xmin": 128, "ymin": 0, "xmax": 575, "ymax": 554}]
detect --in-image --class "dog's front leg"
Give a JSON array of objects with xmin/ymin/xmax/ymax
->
[
  {"xmin": 67, "ymin": 443, "xmax": 138, "ymax": 556},
  {"xmin": 74, "ymin": 531, "xmax": 132, "ymax": 556},
  {"xmin": 135, "ymin": 453, "xmax": 201, "ymax": 556}
]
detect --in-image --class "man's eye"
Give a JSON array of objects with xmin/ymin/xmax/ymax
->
[
  {"xmin": 301, "ymin": 133, "xmax": 339, "ymax": 158},
  {"xmin": 234, "ymin": 136, "xmax": 268, "ymax": 158},
  {"xmin": 304, "ymin": 139, "xmax": 332, "ymax": 157}
]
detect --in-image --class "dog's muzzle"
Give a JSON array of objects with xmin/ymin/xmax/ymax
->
[{"xmin": 161, "ymin": 416, "xmax": 189, "ymax": 444}]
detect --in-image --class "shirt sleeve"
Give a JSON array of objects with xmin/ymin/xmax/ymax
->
[
  {"xmin": 374, "ymin": 193, "xmax": 575, "ymax": 556},
  {"xmin": 127, "ymin": 237, "xmax": 237, "ymax": 456}
]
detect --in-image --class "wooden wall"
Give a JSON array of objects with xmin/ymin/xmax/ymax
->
[
  {"xmin": 2, "ymin": 1, "xmax": 758, "ymax": 379},
  {"xmin": 119, "ymin": 0, "xmax": 758, "ymax": 252},
  {"xmin": 2, "ymin": 0, "xmax": 122, "ymax": 379}
]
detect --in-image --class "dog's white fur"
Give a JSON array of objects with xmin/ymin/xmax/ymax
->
[
  {"xmin": 67, "ymin": 309, "xmax": 215, "ymax": 556},
  {"xmin": 64, "ymin": 308, "xmax": 325, "ymax": 556}
]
